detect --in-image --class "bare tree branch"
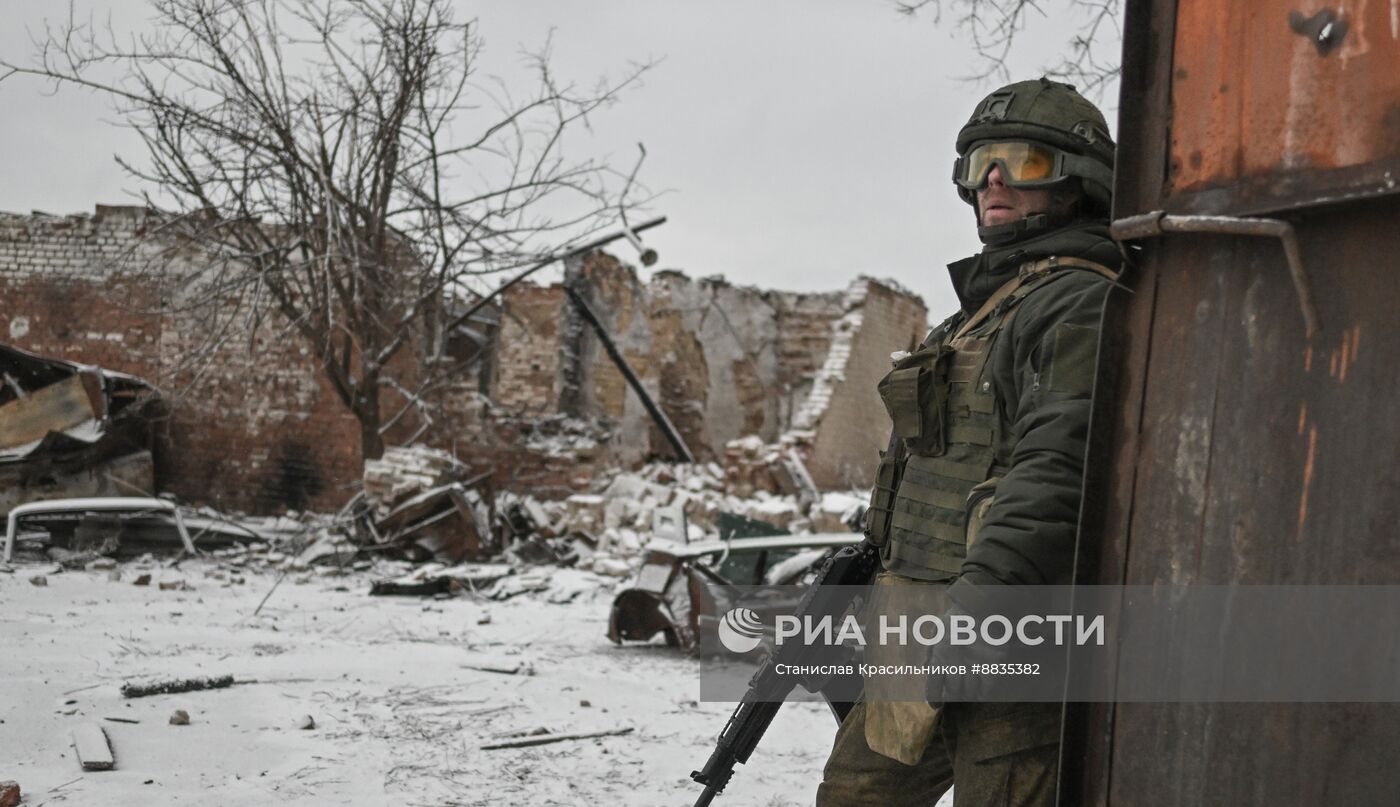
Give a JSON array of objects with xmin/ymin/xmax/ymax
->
[
  {"xmin": 1, "ymin": 0, "xmax": 657, "ymax": 462},
  {"xmin": 894, "ymin": 0, "xmax": 1121, "ymax": 99}
]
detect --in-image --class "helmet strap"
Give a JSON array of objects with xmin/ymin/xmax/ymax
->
[{"xmin": 977, "ymin": 213, "xmax": 1055, "ymax": 246}]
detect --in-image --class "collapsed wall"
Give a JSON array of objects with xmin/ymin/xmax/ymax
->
[
  {"xmin": 0, "ymin": 206, "xmax": 366, "ymax": 513},
  {"xmin": 478, "ymin": 253, "xmax": 929, "ymax": 491},
  {"xmin": 562, "ymin": 253, "xmax": 846, "ymax": 462},
  {"xmin": 0, "ymin": 206, "xmax": 928, "ymax": 514},
  {"xmin": 797, "ymin": 278, "xmax": 931, "ymax": 488}
]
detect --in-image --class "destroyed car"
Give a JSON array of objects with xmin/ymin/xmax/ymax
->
[
  {"xmin": 0, "ymin": 342, "xmax": 163, "ymax": 515},
  {"xmin": 3, "ymin": 496, "xmax": 272, "ymax": 563},
  {"xmin": 606, "ymin": 533, "xmax": 861, "ymax": 654}
]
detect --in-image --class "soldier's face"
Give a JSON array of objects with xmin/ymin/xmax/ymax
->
[{"xmin": 976, "ymin": 164, "xmax": 1054, "ymax": 227}]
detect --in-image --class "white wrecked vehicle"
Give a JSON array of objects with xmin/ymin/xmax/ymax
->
[{"xmin": 606, "ymin": 532, "xmax": 860, "ymax": 654}]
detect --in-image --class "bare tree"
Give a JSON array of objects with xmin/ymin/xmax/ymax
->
[
  {"xmin": 1, "ymin": 0, "xmax": 653, "ymax": 461},
  {"xmin": 895, "ymin": 0, "xmax": 1122, "ymax": 97}
]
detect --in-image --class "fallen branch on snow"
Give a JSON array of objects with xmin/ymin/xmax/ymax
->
[
  {"xmin": 120, "ymin": 675, "xmax": 236, "ymax": 698},
  {"xmin": 479, "ymin": 727, "xmax": 634, "ymax": 750}
]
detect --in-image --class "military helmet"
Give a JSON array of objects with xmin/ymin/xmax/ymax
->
[{"xmin": 953, "ymin": 77, "xmax": 1115, "ymax": 214}]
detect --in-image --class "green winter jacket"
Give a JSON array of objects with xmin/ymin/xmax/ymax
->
[{"xmin": 882, "ymin": 222, "xmax": 1120, "ymax": 594}]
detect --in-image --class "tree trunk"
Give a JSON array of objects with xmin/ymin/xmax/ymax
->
[{"xmin": 358, "ymin": 375, "xmax": 385, "ymax": 462}]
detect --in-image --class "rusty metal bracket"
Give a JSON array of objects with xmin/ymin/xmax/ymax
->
[{"xmin": 1110, "ymin": 211, "xmax": 1322, "ymax": 337}]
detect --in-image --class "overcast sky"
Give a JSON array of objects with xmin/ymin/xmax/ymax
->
[{"xmin": 0, "ymin": 0, "xmax": 1120, "ymax": 316}]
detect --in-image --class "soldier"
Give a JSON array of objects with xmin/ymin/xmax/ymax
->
[{"xmin": 816, "ymin": 78, "xmax": 1119, "ymax": 806}]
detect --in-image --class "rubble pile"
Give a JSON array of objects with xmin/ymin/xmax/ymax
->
[
  {"xmin": 722, "ymin": 434, "xmax": 818, "ymax": 502},
  {"xmin": 531, "ymin": 451, "xmax": 865, "ymax": 579},
  {"xmin": 1, "ymin": 434, "xmax": 865, "ymax": 602},
  {"xmin": 360, "ymin": 445, "xmax": 493, "ymax": 563},
  {"xmin": 520, "ymin": 415, "xmax": 612, "ymax": 460},
  {"xmin": 363, "ymin": 445, "xmax": 470, "ymax": 516}
]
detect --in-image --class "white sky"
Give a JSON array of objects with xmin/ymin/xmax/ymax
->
[{"xmin": 0, "ymin": 0, "xmax": 1120, "ymax": 316}]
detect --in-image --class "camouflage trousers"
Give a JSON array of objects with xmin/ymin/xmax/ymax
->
[{"xmin": 815, "ymin": 700, "xmax": 1061, "ymax": 807}]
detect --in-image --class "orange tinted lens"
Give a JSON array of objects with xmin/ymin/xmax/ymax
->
[
  {"xmin": 965, "ymin": 142, "xmax": 1059, "ymax": 184},
  {"xmin": 1013, "ymin": 144, "xmax": 1055, "ymax": 180}
]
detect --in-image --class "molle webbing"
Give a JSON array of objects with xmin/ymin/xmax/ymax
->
[{"xmin": 877, "ymin": 255, "xmax": 1115, "ymax": 582}]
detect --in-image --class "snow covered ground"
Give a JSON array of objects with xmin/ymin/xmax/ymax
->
[{"xmin": 1, "ymin": 558, "xmax": 839, "ymax": 806}]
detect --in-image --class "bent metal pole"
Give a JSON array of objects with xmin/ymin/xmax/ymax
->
[
  {"xmin": 563, "ymin": 284, "xmax": 696, "ymax": 464},
  {"xmin": 444, "ymin": 216, "xmax": 667, "ymax": 334}
]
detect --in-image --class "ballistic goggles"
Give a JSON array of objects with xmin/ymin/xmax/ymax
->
[{"xmin": 954, "ymin": 140, "xmax": 1080, "ymax": 191}]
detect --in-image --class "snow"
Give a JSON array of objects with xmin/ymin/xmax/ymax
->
[
  {"xmin": 791, "ymin": 277, "xmax": 870, "ymax": 432},
  {"xmin": 0, "ymin": 560, "xmax": 837, "ymax": 805}
]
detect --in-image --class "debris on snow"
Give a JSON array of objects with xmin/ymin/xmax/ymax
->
[
  {"xmin": 121, "ymin": 675, "xmax": 236, "ymax": 699},
  {"xmin": 362, "ymin": 445, "xmax": 468, "ymax": 517},
  {"xmin": 479, "ymin": 726, "xmax": 634, "ymax": 751},
  {"xmin": 0, "ymin": 343, "xmax": 162, "ymax": 518},
  {"xmin": 462, "ymin": 661, "xmax": 535, "ymax": 677},
  {"xmin": 71, "ymin": 723, "xmax": 115, "ymax": 771},
  {"xmin": 369, "ymin": 562, "xmax": 514, "ymax": 597},
  {"xmin": 373, "ymin": 483, "xmax": 493, "ymax": 563}
]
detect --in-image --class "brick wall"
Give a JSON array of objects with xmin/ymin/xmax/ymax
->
[
  {"xmin": 491, "ymin": 284, "xmax": 564, "ymax": 413},
  {"xmin": 1, "ymin": 207, "xmax": 929, "ymax": 511},
  {"xmin": 804, "ymin": 279, "xmax": 930, "ymax": 488},
  {"xmin": 0, "ymin": 207, "xmax": 368, "ymax": 513}
]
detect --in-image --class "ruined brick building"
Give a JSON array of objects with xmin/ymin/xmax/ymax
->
[{"xmin": 0, "ymin": 206, "xmax": 928, "ymax": 514}]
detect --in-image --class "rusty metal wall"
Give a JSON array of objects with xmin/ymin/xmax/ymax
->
[
  {"xmin": 1065, "ymin": 1, "xmax": 1400, "ymax": 804},
  {"xmin": 1168, "ymin": 0, "xmax": 1400, "ymax": 213}
]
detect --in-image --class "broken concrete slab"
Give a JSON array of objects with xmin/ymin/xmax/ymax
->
[{"xmin": 72, "ymin": 722, "xmax": 115, "ymax": 770}]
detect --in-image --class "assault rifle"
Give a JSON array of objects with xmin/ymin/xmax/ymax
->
[{"xmin": 689, "ymin": 539, "xmax": 881, "ymax": 807}]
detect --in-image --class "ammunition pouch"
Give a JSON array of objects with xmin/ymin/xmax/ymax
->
[
  {"xmin": 878, "ymin": 344, "xmax": 953, "ymax": 457},
  {"xmin": 864, "ymin": 448, "xmax": 903, "ymax": 547}
]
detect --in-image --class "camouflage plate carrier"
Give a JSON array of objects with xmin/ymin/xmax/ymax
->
[{"xmin": 865, "ymin": 255, "xmax": 1117, "ymax": 581}]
